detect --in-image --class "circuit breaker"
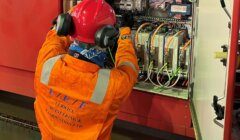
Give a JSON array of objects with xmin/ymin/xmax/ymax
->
[{"xmin": 108, "ymin": 0, "xmax": 193, "ymax": 99}]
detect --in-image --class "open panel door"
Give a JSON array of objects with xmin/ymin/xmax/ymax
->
[
  {"xmin": 223, "ymin": 1, "xmax": 240, "ymax": 140},
  {"xmin": 191, "ymin": 0, "xmax": 232, "ymax": 139}
]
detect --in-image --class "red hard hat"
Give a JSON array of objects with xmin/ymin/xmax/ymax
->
[{"xmin": 71, "ymin": 0, "xmax": 116, "ymax": 44}]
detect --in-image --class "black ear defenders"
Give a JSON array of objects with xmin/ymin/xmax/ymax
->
[
  {"xmin": 56, "ymin": 13, "xmax": 74, "ymax": 36},
  {"xmin": 55, "ymin": 13, "xmax": 119, "ymax": 48},
  {"xmin": 95, "ymin": 25, "xmax": 119, "ymax": 48}
]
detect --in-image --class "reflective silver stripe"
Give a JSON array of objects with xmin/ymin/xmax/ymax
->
[
  {"xmin": 119, "ymin": 61, "xmax": 137, "ymax": 73},
  {"xmin": 40, "ymin": 55, "xmax": 63, "ymax": 85},
  {"xmin": 90, "ymin": 69, "xmax": 111, "ymax": 104}
]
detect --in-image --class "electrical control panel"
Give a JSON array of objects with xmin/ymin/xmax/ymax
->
[
  {"xmin": 63, "ymin": 0, "xmax": 82, "ymax": 13},
  {"xmin": 113, "ymin": 0, "xmax": 147, "ymax": 11},
  {"xmin": 108, "ymin": 0, "xmax": 194, "ymax": 99}
]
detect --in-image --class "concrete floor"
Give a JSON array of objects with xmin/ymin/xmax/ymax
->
[{"xmin": 0, "ymin": 91, "xmax": 193, "ymax": 140}]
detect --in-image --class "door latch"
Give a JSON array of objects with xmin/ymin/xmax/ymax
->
[
  {"xmin": 214, "ymin": 45, "xmax": 228, "ymax": 66},
  {"xmin": 212, "ymin": 95, "xmax": 225, "ymax": 128}
]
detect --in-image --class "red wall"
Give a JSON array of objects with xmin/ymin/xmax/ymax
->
[{"xmin": 0, "ymin": 0, "xmax": 61, "ymax": 97}]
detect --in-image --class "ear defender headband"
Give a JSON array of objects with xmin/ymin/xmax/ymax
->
[{"xmin": 56, "ymin": 14, "xmax": 118, "ymax": 48}]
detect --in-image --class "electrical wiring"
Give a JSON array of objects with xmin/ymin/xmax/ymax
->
[
  {"xmin": 146, "ymin": 61, "xmax": 165, "ymax": 87},
  {"xmin": 157, "ymin": 65, "xmax": 181, "ymax": 88},
  {"xmin": 163, "ymin": 67, "xmax": 180, "ymax": 87},
  {"xmin": 144, "ymin": 61, "xmax": 153, "ymax": 82},
  {"xmin": 167, "ymin": 68, "xmax": 181, "ymax": 88},
  {"xmin": 142, "ymin": 33, "xmax": 151, "ymax": 82},
  {"xmin": 161, "ymin": 31, "xmax": 171, "ymax": 65},
  {"xmin": 143, "ymin": 28, "xmax": 184, "ymax": 88},
  {"xmin": 147, "ymin": 30, "xmax": 157, "ymax": 64},
  {"xmin": 165, "ymin": 30, "xmax": 185, "ymax": 52},
  {"xmin": 137, "ymin": 25, "xmax": 184, "ymax": 88},
  {"xmin": 156, "ymin": 63, "xmax": 168, "ymax": 86},
  {"xmin": 144, "ymin": 31, "xmax": 154, "ymax": 82},
  {"xmin": 134, "ymin": 23, "xmax": 154, "ymax": 47},
  {"xmin": 140, "ymin": 28, "xmax": 155, "ymax": 80},
  {"xmin": 146, "ymin": 30, "xmax": 163, "ymax": 87},
  {"xmin": 165, "ymin": 30, "xmax": 185, "ymax": 55},
  {"xmin": 135, "ymin": 23, "xmax": 155, "ymax": 71},
  {"xmin": 165, "ymin": 67, "xmax": 172, "ymax": 86},
  {"xmin": 150, "ymin": 23, "xmax": 168, "ymax": 54},
  {"xmin": 149, "ymin": 75, "xmax": 161, "ymax": 87},
  {"xmin": 164, "ymin": 70, "xmax": 176, "ymax": 86},
  {"xmin": 136, "ymin": 24, "xmax": 187, "ymax": 89},
  {"xmin": 144, "ymin": 29, "xmax": 160, "ymax": 83},
  {"xmin": 148, "ymin": 30, "xmax": 170, "ymax": 86},
  {"xmin": 148, "ymin": 64, "xmax": 161, "ymax": 87},
  {"xmin": 108, "ymin": 47, "xmax": 115, "ymax": 64},
  {"xmin": 170, "ymin": 78, "xmax": 177, "ymax": 85},
  {"xmin": 167, "ymin": 74, "xmax": 181, "ymax": 88},
  {"xmin": 159, "ymin": 31, "xmax": 184, "ymax": 85},
  {"xmin": 181, "ymin": 39, "xmax": 191, "ymax": 52},
  {"xmin": 139, "ymin": 30, "xmax": 143, "ymax": 46}
]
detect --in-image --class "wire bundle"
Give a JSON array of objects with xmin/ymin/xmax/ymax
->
[{"xmin": 135, "ymin": 23, "xmax": 190, "ymax": 89}]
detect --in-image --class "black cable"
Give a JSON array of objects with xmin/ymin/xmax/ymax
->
[
  {"xmin": 220, "ymin": 0, "xmax": 226, "ymax": 8},
  {"xmin": 220, "ymin": 0, "xmax": 231, "ymax": 20}
]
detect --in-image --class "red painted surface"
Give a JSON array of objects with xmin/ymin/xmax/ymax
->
[
  {"xmin": 118, "ymin": 90, "xmax": 194, "ymax": 138},
  {"xmin": 186, "ymin": 127, "xmax": 195, "ymax": 138},
  {"xmin": 224, "ymin": 0, "xmax": 240, "ymax": 140},
  {"xmin": 0, "ymin": 65, "xmax": 34, "ymax": 98},
  {"xmin": 0, "ymin": 0, "xmax": 60, "ymax": 71},
  {"xmin": 118, "ymin": 112, "xmax": 186, "ymax": 135},
  {"xmin": 0, "ymin": 0, "xmax": 194, "ymax": 138},
  {"xmin": 0, "ymin": 0, "xmax": 61, "ymax": 96}
]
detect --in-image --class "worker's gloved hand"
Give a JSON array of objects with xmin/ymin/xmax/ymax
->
[{"xmin": 120, "ymin": 13, "xmax": 134, "ymax": 28}]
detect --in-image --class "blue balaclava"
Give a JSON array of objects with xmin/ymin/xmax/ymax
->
[{"xmin": 68, "ymin": 41, "xmax": 108, "ymax": 68}]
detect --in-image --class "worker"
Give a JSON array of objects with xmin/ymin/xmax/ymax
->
[{"xmin": 34, "ymin": 0, "xmax": 138, "ymax": 139}]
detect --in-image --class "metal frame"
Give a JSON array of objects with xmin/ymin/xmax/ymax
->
[
  {"xmin": 190, "ymin": 100, "xmax": 202, "ymax": 140},
  {"xmin": 224, "ymin": 0, "xmax": 240, "ymax": 139}
]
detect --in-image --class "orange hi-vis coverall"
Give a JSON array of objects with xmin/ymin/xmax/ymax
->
[{"xmin": 34, "ymin": 27, "xmax": 139, "ymax": 140}]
